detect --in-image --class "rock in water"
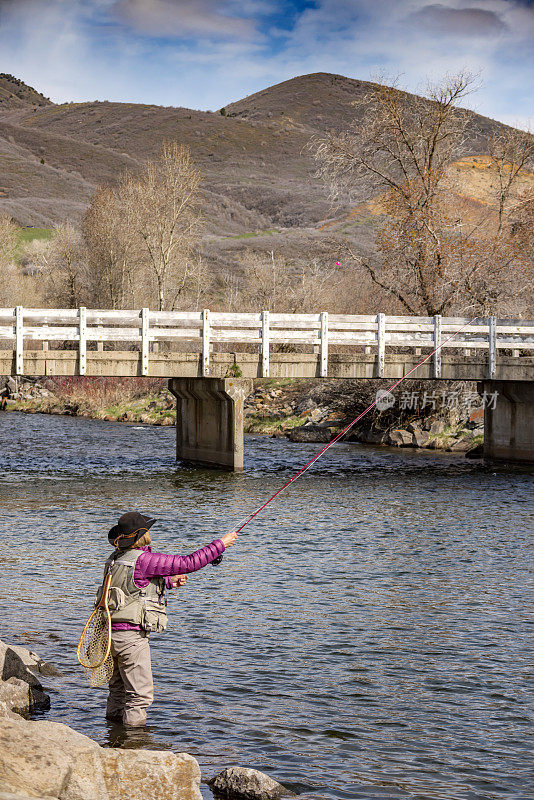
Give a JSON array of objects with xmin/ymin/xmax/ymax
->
[
  {"xmin": 0, "ymin": 640, "xmax": 51, "ymax": 713},
  {"xmin": 207, "ymin": 767, "xmax": 293, "ymax": 800},
  {"xmin": 0, "ymin": 676, "xmax": 50, "ymax": 714},
  {"xmin": 2, "ymin": 641, "xmax": 61, "ymax": 676},
  {"xmin": 387, "ymin": 429, "xmax": 413, "ymax": 447}
]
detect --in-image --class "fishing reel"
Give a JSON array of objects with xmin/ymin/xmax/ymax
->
[{"xmin": 211, "ymin": 555, "xmax": 223, "ymax": 566}]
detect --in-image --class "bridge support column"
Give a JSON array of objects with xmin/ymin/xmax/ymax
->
[
  {"xmin": 479, "ymin": 380, "xmax": 534, "ymax": 464},
  {"xmin": 168, "ymin": 378, "xmax": 252, "ymax": 471}
]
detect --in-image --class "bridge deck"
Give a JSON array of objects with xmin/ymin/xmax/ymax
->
[
  {"xmin": 1, "ymin": 350, "xmax": 532, "ymax": 382},
  {"xmin": 1, "ymin": 308, "xmax": 533, "ymax": 381}
]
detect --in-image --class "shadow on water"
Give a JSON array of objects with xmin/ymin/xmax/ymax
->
[{"xmin": 1, "ymin": 412, "xmax": 534, "ymax": 800}]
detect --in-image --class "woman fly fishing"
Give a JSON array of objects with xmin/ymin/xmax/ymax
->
[
  {"xmin": 77, "ymin": 321, "xmax": 478, "ymax": 724},
  {"xmin": 80, "ymin": 511, "xmax": 236, "ymax": 727}
]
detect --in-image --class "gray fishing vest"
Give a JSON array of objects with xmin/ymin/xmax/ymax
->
[{"xmin": 98, "ymin": 549, "xmax": 168, "ymax": 633}]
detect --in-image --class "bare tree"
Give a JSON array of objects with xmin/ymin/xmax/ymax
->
[
  {"xmin": 312, "ymin": 73, "xmax": 474, "ymax": 212},
  {"xmin": 311, "ymin": 72, "xmax": 533, "ymax": 316},
  {"xmin": 487, "ymin": 127, "xmax": 534, "ymax": 233},
  {"xmin": 80, "ymin": 142, "xmax": 205, "ymax": 310},
  {"xmin": 216, "ymin": 269, "xmax": 243, "ymax": 312},
  {"xmin": 0, "ymin": 216, "xmax": 46, "ymax": 306},
  {"xmin": 240, "ymin": 250, "xmax": 283, "ymax": 311},
  {"xmin": 41, "ymin": 224, "xmax": 89, "ymax": 308},
  {"xmin": 0, "ymin": 214, "xmax": 19, "ymax": 305},
  {"xmin": 122, "ymin": 141, "xmax": 203, "ymax": 310},
  {"xmin": 238, "ymin": 250, "xmax": 340, "ymax": 313},
  {"xmin": 0, "ymin": 213, "xmax": 16, "ymax": 263},
  {"xmin": 82, "ymin": 186, "xmax": 136, "ymax": 308}
]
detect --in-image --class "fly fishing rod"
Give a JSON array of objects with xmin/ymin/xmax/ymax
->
[{"xmin": 212, "ymin": 315, "xmax": 480, "ymax": 563}]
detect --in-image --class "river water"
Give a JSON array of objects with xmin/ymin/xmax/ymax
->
[{"xmin": 1, "ymin": 411, "xmax": 533, "ymax": 799}]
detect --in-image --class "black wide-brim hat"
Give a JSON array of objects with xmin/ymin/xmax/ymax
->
[{"xmin": 108, "ymin": 511, "xmax": 157, "ymax": 549}]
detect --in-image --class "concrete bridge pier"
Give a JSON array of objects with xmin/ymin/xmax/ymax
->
[
  {"xmin": 168, "ymin": 378, "xmax": 252, "ymax": 471},
  {"xmin": 479, "ymin": 380, "xmax": 534, "ymax": 464}
]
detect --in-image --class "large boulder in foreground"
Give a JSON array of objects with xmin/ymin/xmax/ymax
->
[
  {"xmin": 101, "ymin": 749, "xmax": 201, "ymax": 800},
  {"xmin": 0, "ymin": 700, "xmax": 202, "ymax": 800},
  {"xmin": 207, "ymin": 767, "xmax": 293, "ymax": 800}
]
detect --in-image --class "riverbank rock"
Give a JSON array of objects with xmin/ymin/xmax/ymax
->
[
  {"xmin": 3, "ymin": 641, "xmax": 61, "ymax": 676},
  {"xmin": 387, "ymin": 429, "xmax": 413, "ymax": 447},
  {"xmin": 411, "ymin": 430, "xmax": 430, "ymax": 447},
  {"xmin": 465, "ymin": 443, "xmax": 484, "ymax": 458},
  {"xmin": 0, "ymin": 677, "xmax": 50, "ymax": 714},
  {"xmin": 447, "ymin": 439, "xmax": 473, "ymax": 452},
  {"xmin": 0, "ymin": 640, "xmax": 51, "ymax": 713},
  {"xmin": 207, "ymin": 767, "xmax": 293, "ymax": 800},
  {"xmin": 288, "ymin": 425, "xmax": 332, "ymax": 443},
  {"xmin": 0, "ymin": 700, "xmax": 202, "ymax": 800},
  {"xmin": 353, "ymin": 428, "xmax": 387, "ymax": 445},
  {"xmin": 406, "ymin": 422, "xmax": 430, "ymax": 448},
  {"xmin": 429, "ymin": 419, "xmax": 447, "ymax": 435}
]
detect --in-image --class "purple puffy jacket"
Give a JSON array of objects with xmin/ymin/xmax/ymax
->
[{"xmin": 111, "ymin": 540, "xmax": 225, "ymax": 631}]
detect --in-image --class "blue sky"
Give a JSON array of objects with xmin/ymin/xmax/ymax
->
[{"xmin": 0, "ymin": 0, "xmax": 532, "ymax": 127}]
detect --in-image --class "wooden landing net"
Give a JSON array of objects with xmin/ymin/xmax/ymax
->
[{"xmin": 76, "ymin": 570, "xmax": 114, "ymax": 687}]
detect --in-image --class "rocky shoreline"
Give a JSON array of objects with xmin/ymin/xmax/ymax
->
[
  {"xmin": 1, "ymin": 376, "xmax": 175, "ymax": 426},
  {"xmin": 2, "ymin": 376, "xmax": 484, "ymax": 455},
  {"xmin": 244, "ymin": 378, "xmax": 484, "ymax": 455},
  {"xmin": 0, "ymin": 637, "xmax": 292, "ymax": 800},
  {"xmin": 0, "ymin": 638, "xmax": 204, "ymax": 800}
]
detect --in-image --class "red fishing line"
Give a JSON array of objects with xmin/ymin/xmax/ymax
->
[{"xmin": 230, "ymin": 317, "xmax": 479, "ymax": 537}]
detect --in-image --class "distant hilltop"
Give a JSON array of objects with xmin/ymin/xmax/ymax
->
[
  {"xmin": 0, "ymin": 71, "xmax": 529, "ymax": 273},
  {"xmin": 0, "ymin": 73, "xmax": 52, "ymax": 109}
]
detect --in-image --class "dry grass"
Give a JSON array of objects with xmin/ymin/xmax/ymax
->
[{"xmin": 44, "ymin": 376, "xmax": 167, "ymax": 414}]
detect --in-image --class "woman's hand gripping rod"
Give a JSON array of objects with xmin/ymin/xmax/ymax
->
[{"xmin": 211, "ymin": 317, "xmax": 480, "ymax": 565}]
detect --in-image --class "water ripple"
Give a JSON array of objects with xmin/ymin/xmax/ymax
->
[{"xmin": 1, "ymin": 412, "xmax": 533, "ymax": 800}]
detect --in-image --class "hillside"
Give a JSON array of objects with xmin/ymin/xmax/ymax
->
[
  {"xmin": 0, "ymin": 72, "xmax": 528, "ymax": 270},
  {"xmin": 0, "ymin": 74, "xmax": 52, "ymax": 109}
]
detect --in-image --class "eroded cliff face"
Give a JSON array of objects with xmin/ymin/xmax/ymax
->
[{"xmin": 0, "ymin": 639, "xmax": 202, "ymax": 800}]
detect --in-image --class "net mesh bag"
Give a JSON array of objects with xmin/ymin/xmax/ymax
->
[
  {"xmin": 83, "ymin": 653, "xmax": 114, "ymax": 687},
  {"xmin": 78, "ymin": 607, "xmax": 114, "ymax": 687}
]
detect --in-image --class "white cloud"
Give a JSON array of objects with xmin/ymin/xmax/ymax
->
[
  {"xmin": 0, "ymin": 0, "xmax": 531, "ymax": 126},
  {"xmin": 113, "ymin": 0, "xmax": 258, "ymax": 39},
  {"xmin": 406, "ymin": 4, "xmax": 507, "ymax": 37}
]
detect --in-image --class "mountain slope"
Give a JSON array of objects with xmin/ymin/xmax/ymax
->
[
  {"xmin": 0, "ymin": 74, "xmax": 52, "ymax": 109},
  {"xmin": 0, "ymin": 73, "xmax": 528, "ymax": 267}
]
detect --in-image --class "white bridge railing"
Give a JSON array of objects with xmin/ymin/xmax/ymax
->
[{"xmin": 1, "ymin": 308, "xmax": 533, "ymax": 379}]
